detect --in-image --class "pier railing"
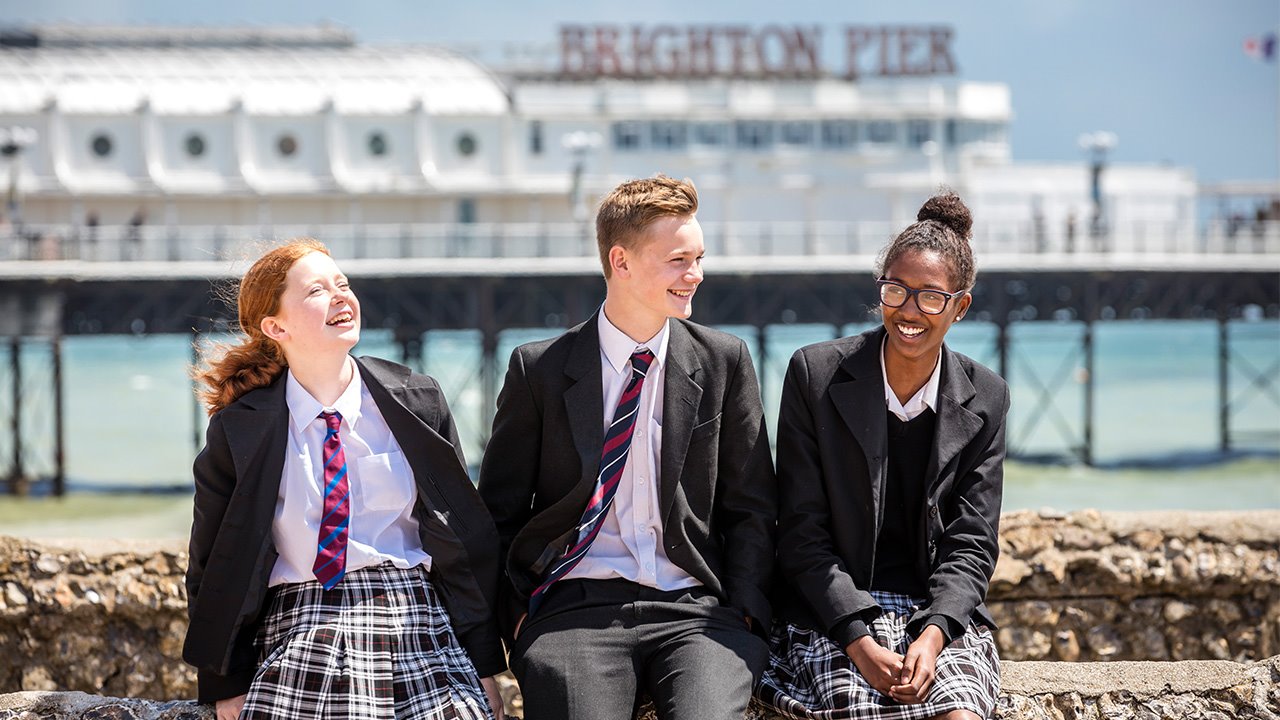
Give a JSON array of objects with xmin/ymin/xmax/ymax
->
[{"xmin": 2, "ymin": 219, "xmax": 1278, "ymax": 263}]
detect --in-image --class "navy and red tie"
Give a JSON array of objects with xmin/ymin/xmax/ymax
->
[
  {"xmin": 313, "ymin": 410, "xmax": 350, "ymax": 590},
  {"xmin": 529, "ymin": 348, "xmax": 655, "ymax": 614}
]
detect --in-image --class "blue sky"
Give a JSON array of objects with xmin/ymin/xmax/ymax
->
[{"xmin": 3, "ymin": 0, "xmax": 1277, "ymax": 184}]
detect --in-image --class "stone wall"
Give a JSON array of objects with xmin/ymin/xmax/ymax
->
[
  {"xmin": 3, "ymin": 656, "xmax": 1279, "ymax": 720},
  {"xmin": 0, "ymin": 538, "xmax": 188, "ymax": 699},
  {"xmin": 0, "ymin": 510, "xmax": 1277, "ymax": 701},
  {"xmin": 988, "ymin": 510, "xmax": 1279, "ymax": 663}
]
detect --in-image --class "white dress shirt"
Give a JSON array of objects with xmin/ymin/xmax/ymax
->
[
  {"xmin": 881, "ymin": 338, "xmax": 943, "ymax": 422},
  {"xmin": 562, "ymin": 311, "xmax": 700, "ymax": 591},
  {"xmin": 268, "ymin": 358, "xmax": 431, "ymax": 587}
]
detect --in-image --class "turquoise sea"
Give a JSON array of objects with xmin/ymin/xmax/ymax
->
[{"xmin": 1, "ymin": 319, "xmax": 1277, "ymax": 512}]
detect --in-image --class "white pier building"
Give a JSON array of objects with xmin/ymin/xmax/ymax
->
[{"xmin": 0, "ymin": 23, "xmax": 1259, "ymax": 264}]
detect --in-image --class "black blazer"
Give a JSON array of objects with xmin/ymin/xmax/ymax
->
[
  {"xmin": 774, "ymin": 326, "xmax": 1008, "ymax": 647},
  {"xmin": 182, "ymin": 356, "xmax": 505, "ymax": 703},
  {"xmin": 477, "ymin": 314, "xmax": 777, "ymax": 644}
]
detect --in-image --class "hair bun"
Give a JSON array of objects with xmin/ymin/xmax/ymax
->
[{"xmin": 917, "ymin": 192, "xmax": 972, "ymax": 240}]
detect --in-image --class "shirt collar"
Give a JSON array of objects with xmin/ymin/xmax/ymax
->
[
  {"xmin": 880, "ymin": 337, "xmax": 943, "ymax": 422},
  {"xmin": 597, "ymin": 307, "xmax": 669, "ymax": 376},
  {"xmin": 285, "ymin": 356, "xmax": 364, "ymax": 433}
]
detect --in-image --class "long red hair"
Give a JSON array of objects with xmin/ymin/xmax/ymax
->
[{"xmin": 194, "ymin": 239, "xmax": 330, "ymax": 415}]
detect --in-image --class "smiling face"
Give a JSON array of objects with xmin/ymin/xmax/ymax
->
[
  {"xmin": 880, "ymin": 248, "xmax": 971, "ymax": 367},
  {"xmin": 260, "ymin": 251, "xmax": 360, "ymax": 363},
  {"xmin": 603, "ymin": 213, "xmax": 705, "ymax": 341}
]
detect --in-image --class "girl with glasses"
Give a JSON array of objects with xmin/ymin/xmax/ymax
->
[{"xmin": 758, "ymin": 193, "xmax": 1006, "ymax": 720}]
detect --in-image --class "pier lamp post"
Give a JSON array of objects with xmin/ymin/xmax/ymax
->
[
  {"xmin": 1, "ymin": 125, "xmax": 39, "ymax": 247},
  {"xmin": 1078, "ymin": 131, "xmax": 1117, "ymax": 252},
  {"xmin": 921, "ymin": 139, "xmax": 943, "ymax": 187},
  {"xmin": 563, "ymin": 130, "xmax": 602, "ymax": 223}
]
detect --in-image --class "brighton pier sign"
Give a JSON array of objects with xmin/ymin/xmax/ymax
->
[{"xmin": 557, "ymin": 24, "xmax": 957, "ymax": 80}]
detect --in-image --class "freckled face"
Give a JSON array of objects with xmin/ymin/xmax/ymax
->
[
  {"xmin": 262, "ymin": 252, "xmax": 360, "ymax": 360},
  {"xmin": 880, "ymin": 249, "xmax": 970, "ymax": 365}
]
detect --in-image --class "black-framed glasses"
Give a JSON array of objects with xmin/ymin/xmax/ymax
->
[{"xmin": 876, "ymin": 278, "xmax": 967, "ymax": 315}]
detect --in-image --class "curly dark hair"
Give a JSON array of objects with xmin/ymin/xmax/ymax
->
[{"xmin": 875, "ymin": 191, "xmax": 976, "ymax": 291}]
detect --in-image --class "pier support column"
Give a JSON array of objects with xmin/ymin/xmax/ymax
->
[
  {"xmin": 1081, "ymin": 321, "xmax": 1095, "ymax": 466},
  {"xmin": 53, "ymin": 335, "xmax": 65, "ymax": 497},
  {"xmin": 397, "ymin": 328, "xmax": 425, "ymax": 373},
  {"xmin": 995, "ymin": 321, "xmax": 1010, "ymax": 380},
  {"xmin": 479, "ymin": 283, "xmax": 499, "ymax": 449},
  {"xmin": 1218, "ymin": 317, "xmax": 1231, "ymax": 454},
  {"xmin": 756, "ymin": 324, "xmax": 768, "ymax": 401},
  {"xmin": 7, "ymin": 337, "xmax": 22, "ymax": 495},
  {"xmin": 480, "ymin": 330, "xmax": 499, "ymax": 450}
]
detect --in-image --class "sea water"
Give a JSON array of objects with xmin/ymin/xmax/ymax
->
[{"xmin": 1, "ymin": 319, "xmax": 1276, "ymax": 511}]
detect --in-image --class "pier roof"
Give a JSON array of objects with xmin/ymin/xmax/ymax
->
[{"xmin": 0, "ymin": 28, "xmax": 509, "ymax": 116}]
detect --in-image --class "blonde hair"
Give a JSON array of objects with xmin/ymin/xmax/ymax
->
[
  {"xmin": 595, "ymin": 175, "xmax": 698, "ymax": 278},
  {"xmin": 193, "ymin": 238, "xmax": 329, "ymax": 415}
]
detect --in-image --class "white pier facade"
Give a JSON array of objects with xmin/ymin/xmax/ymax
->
[{"xmin": 0, "ymin": 23, "xmax": 1223, "ymax": 261}]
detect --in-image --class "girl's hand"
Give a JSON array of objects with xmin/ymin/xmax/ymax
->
[
  {"xmin": 481, "ymin": 675, "xmax": 506, "ymax": 720},
  {"xmin": 214, "ymin": 694, "xmax": 246, "ymax": 720},
  {"xmin": 889, "ymin": 624, "xmax": 946, "ymax": 704},
  {"xmin": 845, "ymin": 635, "xmax": 904, "ymax": 696}
]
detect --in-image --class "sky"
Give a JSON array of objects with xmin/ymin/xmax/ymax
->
[{"xmin": 3, "ymin": 1, "xmax": 1278, "ymax": 185}]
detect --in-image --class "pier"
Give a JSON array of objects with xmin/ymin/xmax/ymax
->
[{"xmin": 1, "ymin": 222, "xmax": 1278, "ymax": 494}]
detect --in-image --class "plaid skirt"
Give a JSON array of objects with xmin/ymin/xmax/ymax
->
[
  {"xmin": 757, "ymin": 591, "xmax": 1000, "ymax": 720},
  {"xmin": 240, "ymin": 562, "xmax": 494, "ymax": 720}
]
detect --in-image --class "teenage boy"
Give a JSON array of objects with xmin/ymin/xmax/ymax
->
[{"xmin": 478, "ymin": 176, "xmax": 775, "ymax": 720}]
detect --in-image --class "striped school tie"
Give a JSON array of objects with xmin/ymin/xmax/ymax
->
[
  {"xmin": 313, "ymin": 410, "xmax": 350, "ymax": 590},
  {"xmin": 529, "ymin": 348, "xmax": 655, "ymax": 614}
]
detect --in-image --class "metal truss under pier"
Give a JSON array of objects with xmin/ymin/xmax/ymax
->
[{"xmin": 1, "ymin": 264, "xmax": 1277, "ymax": 493}]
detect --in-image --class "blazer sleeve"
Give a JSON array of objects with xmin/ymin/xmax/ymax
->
[
  {"xmin": 426, "ymin": 376, "xmax": 470, "ymax": 473},
  {"xmin": 476, "ymin": 346, "xmax": 542, "ymax": 642},
  {"xmin": 909, "ymin": 382, "xmax": 1009, "ymax": 637},
  {"xmin": 715, "ymin": 339, "xmax": 778, "ymax": 631},
  {"xmin": 776, "ymin": 349, "xmax": 880, "ymax": 643},
  {"xmin": 185, "ymin": 412, "xmax": 257, "ymax": 702},
  {"xmin": 416, "ymin": 374, "xmax": 508, "ymax": 677}
]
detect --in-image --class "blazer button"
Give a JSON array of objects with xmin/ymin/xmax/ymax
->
[{"xmin": 929, "ymin": 505, "xmax": 938, "ymax": 517}]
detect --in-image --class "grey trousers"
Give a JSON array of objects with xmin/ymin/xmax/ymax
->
[{"xmin": 508, "ymin": 578, "xmax": 770, "ymax": 720}]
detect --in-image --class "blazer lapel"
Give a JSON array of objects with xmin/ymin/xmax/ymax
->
[
  {"xmin": 828, "ymin": 329, "xmax": 889, "ymax": 522},
  {"xmin": 926, "ymin": 347, "xmax": 983, "ymax": 495},
  {"xmin": 659, "ymin": 321, "xmax": 703, "ymax": 524},
  {"xmin": 563, "ymin": 316, "xmax": 605, "ymax": 493}
]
